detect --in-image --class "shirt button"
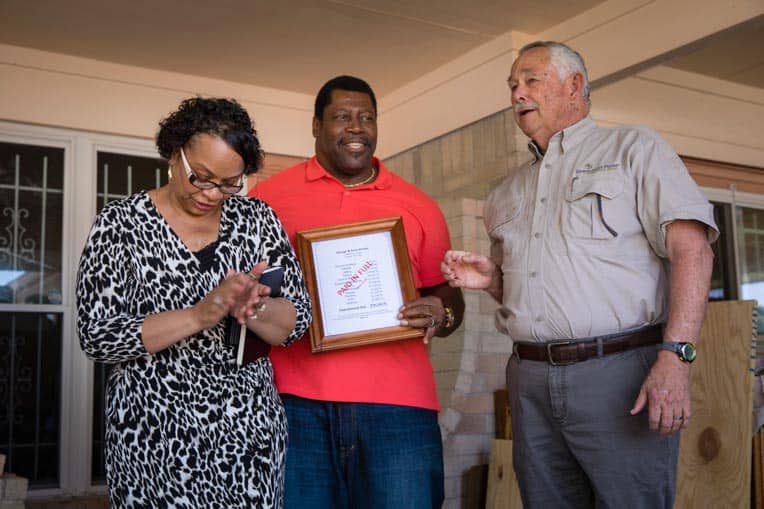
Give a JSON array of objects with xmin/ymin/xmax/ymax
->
[
  {"xmin": 540, "ymin": 197, "xmax": 547, "ymax": 203},
  {"xmin": 344, "ymin": 191, "xmax": 350, "ymax": 196},
  {"xmin": 535, "ymin": 316, "xmax": 543, "ymax": 322},
  {"xmin": 545, "ymin": 164, "xmax": 551, "ymax": 169},
  {"xmin": 530, "ymin": 271, "xmax": 537, "ymax": 278},
  {"xmin": 534, "ymin": 232, "xmax": 541, "ymax": 238}
]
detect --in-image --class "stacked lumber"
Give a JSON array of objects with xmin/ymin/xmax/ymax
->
[
  {"xmin": 754, "ymin": 428, "xmax": 764, "ymax": 509},
  {"xmin": 487, "ymin": 389, "xmax": 522, "ymax": 508},
  {"xmin": 486, "ymin": 439, "xmax": 523, "ymax": 509}
]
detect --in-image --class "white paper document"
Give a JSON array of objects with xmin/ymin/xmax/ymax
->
[{"xmin": 312, "ymin": 231, "xmax": 403, "ymax": 336}]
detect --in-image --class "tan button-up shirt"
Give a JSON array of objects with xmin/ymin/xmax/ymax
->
[{"xmin": 485, "ymin": 116, "xmax": 718, "ymax": 343}]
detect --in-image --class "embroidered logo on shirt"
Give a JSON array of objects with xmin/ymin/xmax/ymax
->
[{"xmin": 575, "ymin": 162, "xmax": 620, "ymax": 175}]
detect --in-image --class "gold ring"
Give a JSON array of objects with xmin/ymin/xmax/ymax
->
[
  {"xmin": 249, "ymin": 300, "xmax": 267, "ymax": 320},
  {"xmin": 212, "ymin": 296, "xmax": 224, "ymax": 307}
]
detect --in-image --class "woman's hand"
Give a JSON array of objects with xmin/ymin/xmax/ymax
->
[
  {"xmin": 228, "ymin": 261, "xmax": 274, "ymax": 325},
  {"xmin": 142, "ymin": 263, "xmax": 279, "ymax": 353},
  {"xmin": 194, "ymin": 265, "xmax": 266, "ymax": 330}
]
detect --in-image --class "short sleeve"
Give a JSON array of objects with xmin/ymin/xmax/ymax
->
[{"xmin": 633, "ymin": 130, "xmax": 719, "ymax": 258}]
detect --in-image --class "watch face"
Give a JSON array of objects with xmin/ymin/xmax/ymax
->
[{"xmin": 679, "ymin": 343, "xmax": 697, "ymax": 362}]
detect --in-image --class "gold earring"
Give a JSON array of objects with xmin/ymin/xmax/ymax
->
[{"xmin": 167, "ymin": 167, "xmax": 173, "ymax": 181}]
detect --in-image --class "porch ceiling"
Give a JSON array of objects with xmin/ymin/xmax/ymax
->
[{"xmin": 1, "ymin": 1, "xmax": 761, "ymax": 97}]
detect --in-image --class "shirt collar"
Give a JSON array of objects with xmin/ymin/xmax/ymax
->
[
  {"xmin": 526, "ymin": 115, "xmax": 596, "ymax": 159},
  {"xmin": 559, "ymin": 115, "xmax": 596, "ymax": 153},
  {"xmin": 527, "ymin": 141, "xmax": 544, "ymax": 162},
  {"xmin": 306, "ymin": 156, "xmax": 391, "ymax": 189}
]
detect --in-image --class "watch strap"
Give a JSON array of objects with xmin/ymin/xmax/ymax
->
[{"xmin": 658, "ymin": 341, "xmax": 696, "ymax": 362}]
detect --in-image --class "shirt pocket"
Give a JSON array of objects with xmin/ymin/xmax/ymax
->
[
  {"xmin": 488, "ymin": 195, "xmax": 525, "ymax": 265},
  {"xmin": 565, "ymin": 174, "xmax": 625, "ymax": 240}
]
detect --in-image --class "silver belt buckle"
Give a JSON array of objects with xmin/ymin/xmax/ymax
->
[{"xmin": 547, "ymin": 340, "xmax": 574, "ymax": 366}]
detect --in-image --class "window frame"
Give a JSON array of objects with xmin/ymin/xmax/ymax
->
[
  {"xmin": 0, "ymin": 120, "xmax": 158, "ymax": 497},
  {"xmin": 703, "ymin": 186, "xmax": 764, "ymax": 304}
]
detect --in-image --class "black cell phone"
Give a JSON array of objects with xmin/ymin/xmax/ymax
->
[{"xmin": 258, "ymin": 265, "xmax": 284, "ymax": 298}]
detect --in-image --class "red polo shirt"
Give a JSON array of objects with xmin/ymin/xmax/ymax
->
[{"xmin": 251, "ymin": 157, "xmax": 450, "ymax": 410}]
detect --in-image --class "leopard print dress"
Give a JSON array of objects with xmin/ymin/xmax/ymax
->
[{"xmin": 77, "ymin": 192, "xmax": 311, "ymax": 508}]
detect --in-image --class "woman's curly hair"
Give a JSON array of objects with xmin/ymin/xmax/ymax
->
[{"xmin": 156, "ymin": 97, "xmax": 263, "ymax": 174}]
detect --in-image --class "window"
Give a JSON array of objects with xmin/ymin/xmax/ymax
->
[
  {"xmin": 706, "ymin": 186, "xmax": 764, "ymax": 338},
  {"xmin": 0, "ymin": 141, "xmax": 65, "ymax": 487},
  {"xmin": 737, "ymin": 206, "xmax": 764, "ymax": 334},
  {"xmin": 709, "ymin": 202, "xmax": 737, "ymax": 301},
  {"xmin": 0, "ymin": 120, "xmax": 160, "ymax": 495}
]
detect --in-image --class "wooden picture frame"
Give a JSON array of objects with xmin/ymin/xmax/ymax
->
[{"xmin": 296, "ymin": 217, "xmax": 422, "ymax": 353}]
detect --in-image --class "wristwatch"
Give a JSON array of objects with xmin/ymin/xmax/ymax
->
[{"xmin": 657, "ymin": 342, "xmax": 697, "ymax": 363}]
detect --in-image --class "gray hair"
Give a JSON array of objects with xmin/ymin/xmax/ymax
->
[{"xmin": 519, "ymin": 41, "xmax": 590, "ymax": 100}]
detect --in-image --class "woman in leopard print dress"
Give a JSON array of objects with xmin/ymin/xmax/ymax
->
[{"xmin": 76, "ymin": 98, "xmax": 311, "ymax": 508}]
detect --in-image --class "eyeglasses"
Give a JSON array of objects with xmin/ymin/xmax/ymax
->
[{"xmin": 179, "ymin": 147, "xmax": 244, "ymax": 195}]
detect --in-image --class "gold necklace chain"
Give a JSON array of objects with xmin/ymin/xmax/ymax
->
[{"xmin": 344, "ymin": 166, "xmax": 377, "ymax": 188}]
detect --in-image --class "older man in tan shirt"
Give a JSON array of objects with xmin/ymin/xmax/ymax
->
[{"xmin": 442, "ymin": 41, "xmax": 717, "ymax": 508}]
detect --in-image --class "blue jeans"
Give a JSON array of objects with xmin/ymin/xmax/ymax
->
[{"xmin": 281, "ymin": 395, "xmax": 444, "ymax": 509}]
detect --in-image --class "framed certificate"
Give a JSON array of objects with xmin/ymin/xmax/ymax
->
[{"xmin": 296, "ymin": 217, "xmax": 423, "ymax": 352}]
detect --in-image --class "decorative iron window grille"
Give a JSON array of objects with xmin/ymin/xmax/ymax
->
[{"xmin": 0, "ymin": 141, "xmax": 65, "ymax": 487}]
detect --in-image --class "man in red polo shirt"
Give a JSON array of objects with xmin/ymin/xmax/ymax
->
[{"xmin": 251, "ymin": 75, "xmax": 464, "ymax": 508}]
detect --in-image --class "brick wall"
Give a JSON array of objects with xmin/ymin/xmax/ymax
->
[
  {"xmin": 385, "ymin": 107, "xmax": 532, "ymax": 508},
  {"xmin": 245, "ymin": 153, "xmax": 305, "ymax": 191}
]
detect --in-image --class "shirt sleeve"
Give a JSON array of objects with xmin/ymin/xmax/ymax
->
[
  {"xmin": 253, "ymin": 200, "xmax": 312, "ymax": 346},
  {"xmin": 632, "ymin": 129, "xmax": 719, "ymax": 258},
  {"xmin": 76, "ymin": 208, "xmax": 148, "ymax": 363}
]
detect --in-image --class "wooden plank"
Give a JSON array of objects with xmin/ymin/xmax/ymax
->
[
  {"xmin": 676, "ymin": 300, "xmax": 756, "ymax": 509},
  {"xmin": 760, "ymin": 428, "xmax": 764, "ymax": 509},
  {"xmin": 462, "ymin": 464, "xmax": 488, "ymax": 509},
  {"xmin": 486, "ymin": 439, "xmax": 523, "ymax": 509},
  {"xmin": 494, "ymin": 389, "xmax": 512, "ymax": 440},
  {"xmin": 754, "ymin": 430, "xmax": 763, "ymax": 509}
]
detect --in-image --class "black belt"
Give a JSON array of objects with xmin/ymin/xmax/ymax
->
[{"xmin": 513, "ymin": 324, "xmax": 663, "ymax": 366}]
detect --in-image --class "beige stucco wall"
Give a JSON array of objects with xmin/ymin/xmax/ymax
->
[
  {"xmin": 0, "ymin": 44, "xmax": 316, "ymax": 158},
  {"xmin": 593, "ymin": 66, "xmax": 764, "ymax": 169}
]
